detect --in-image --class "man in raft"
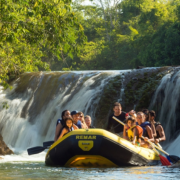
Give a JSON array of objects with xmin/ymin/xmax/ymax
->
[
  {"xmin": 149, "ymin": 110, "xmax": 166, "ymax": 144},
  {"xmin": 71, "ymin": 110, "xmax": 86, "ymax": 129},
  {"xmin": 107, "ymin": 102, "xmax": 126, "ymax": 136}
]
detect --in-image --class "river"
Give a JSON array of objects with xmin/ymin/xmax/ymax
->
[{"xmin": 0, "ymin": 152, "xmax": 180, "ymax": 180}]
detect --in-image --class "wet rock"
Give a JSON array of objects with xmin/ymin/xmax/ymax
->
[{"xmin": 0, "ymin": 134, "xmax": 14, "ymax": 156}]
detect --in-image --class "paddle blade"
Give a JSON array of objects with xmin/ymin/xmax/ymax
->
[
  {"xmin": 159, "ymin": 155, "xmax": 171, "ymax": 166},
  {"xmin": 43, "ymin": 141, "xmax": 54, "ymax": 148},
  {"xmin": 168, "ymin": 155, "xmax": 180, "ymax": 164},
  {"xmin": 166, "ymin": 155, "xmax": 172, "ymax": 163},
  {"xmin": 27, "ymin": 146, "xmax": 46, "ymax": 155}
]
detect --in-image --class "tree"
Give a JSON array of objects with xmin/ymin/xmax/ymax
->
[{"xmin": 0, "ymin": 0, "xmax": 86, "ymax": 86}]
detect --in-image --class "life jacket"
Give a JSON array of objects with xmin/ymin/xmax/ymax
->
[
  {"xmin": 56, "ymin": 119, "xmax": 65, "ymax": 127},
  {"xmin": 136, "ymin": 121, "xmax": 151, "ymax": 137},
  {"xmin": 56, "ymin": 119, "xmax": 65, "ymax": 137},
  {"xmin": 126, "ymin": 125, "xmax": 143, "ymax": 141},
  {"xmin": 75, "ymin": 120, "xmax": 82, "ymax": 129}
]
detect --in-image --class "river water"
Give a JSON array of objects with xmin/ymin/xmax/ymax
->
[{"xmin": 0, "ymin": 152, "xmax": 180, "ymax": 180}]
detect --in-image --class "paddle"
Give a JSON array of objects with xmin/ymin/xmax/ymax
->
[
  {"xmin": 112, "ymin": 116, "xmax": 171, "ymax": 166},
  {"xmin": 27, "ymin": 141, "xmax": 54, "ymax": 155},
  {"xmin": 43, "ymin": 141, "xmax": 54, "ymax": 148},
  {"xmin": 27, "ymin": 146, "xmax": 46, "ymax": 155}
]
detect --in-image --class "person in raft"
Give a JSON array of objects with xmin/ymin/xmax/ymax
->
[
  {"xmin": 136, "ymin": 112, "xmax": 154, "ymax": 148},
  {"xmin": 79, "ymin": 112, "xmax": 88, "ymax": 129},
  {"xmin": 71, "ymin": 110, "xmax": 86, "ymax": 129},
  {"xmin": 149, "ymin": 110, "xmax": 166, "ymax": 144},
  {"xmin": 85, "ymin": 115, "xmax": 95, "ymax": 128},
  {"xmin": 142, "ymin": 109, "xmax": 149, "ymax": 122},
  {"xmin": 123, "ymin": 117, "xmax": 143, "ymax": 145},
  {"xmin": 107, "ymin": 102, "xmax": 126, "ymax": 136},
  {"xmin": 54, "ymin": 110, "xmax": 78, "ymax": 141},
  {"xmin": 58, "ymin": 117, "xmax": 75, "ymax": 139}
]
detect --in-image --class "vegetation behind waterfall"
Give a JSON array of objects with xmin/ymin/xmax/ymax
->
[{"xmin": 1, "ymin": 0, "xmax": 180, "ymax": 86}]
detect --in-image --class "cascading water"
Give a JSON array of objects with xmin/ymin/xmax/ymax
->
[
  {"xmin": 149, "ymin": 67, "xmax": 180, "ymax": 155},
  {"xmin": 0, "ymin": 67, "xmax": 180, "ymax": 158},
  {"xmin": 0, "ymin": 70, "xmax": 130, "ymax": 152}
]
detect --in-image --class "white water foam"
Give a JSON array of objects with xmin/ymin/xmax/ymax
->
[{"xmin": 0, "ymin": 71, "xmax": 130, "ymax": 155}]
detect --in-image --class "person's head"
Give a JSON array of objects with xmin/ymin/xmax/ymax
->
[
  {"xmin": 71, "ymin": 110, "xmax": 80, "ymax": 124},
  {"xmin": 61, "ymin": 110, "xmax": 71, "ymax": 120},
  {"xmin": 149, "ymin": 110, "xmax": 156, "ymax": 121},
  {"xmin": 126, "ymin": 117, "xmax": 135, "ymax": 128},
  {"xmin": 85, "ymin": 115, "xmax": 91, "ymax": 128},
  {"xmin": 137, "ymin": 112, "xmax": 145, "ymax": 125},
  {"xmin": 64, "ymin": 117, "xmax": 73, "ymax": 129},
  {"xmin": 142, "ymin": 109, "xmax": 149, "ymax": 121},
  {"xmin": 113, "ymin": 102, "xmax": 122, "ymax": 116},
  {"xmin": 129, "ymin": 110, "xmax": 136, "ymax": 116},
  {"xmin": 131, "ymin": 114, "xmax": 137, "ymax": 122},
  {"xmin": 79, "ymin": 112, "xmax": 85, "ymax": 123}
]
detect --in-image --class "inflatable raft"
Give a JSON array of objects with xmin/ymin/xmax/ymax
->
[{"xmin": 45, "ymin": 129, "xmax": 160, "ymax": 167}]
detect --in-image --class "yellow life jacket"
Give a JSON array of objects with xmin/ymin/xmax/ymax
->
[
  {"xmin": 127, "ymin": 125, "xmax": 135, "ymax": 141},
  {"xmin": 127, "ymin": 125, "xmax": 143, "ymax": 141}
]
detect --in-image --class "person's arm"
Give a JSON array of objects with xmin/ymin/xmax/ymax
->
[
  {"xmin": 144, "ymin": 126, "xmax": 154, "ymax": 142},
  {"xmin": 132, "ymin": 127, "xmax": 138, "ymax": 145},
  {"xmin": 58, "ymin": 128, "xmax": 67, "ymax": 140},
  {"xmin": 123, "ymin": 125, "xmax": 128, "ymax": 140},
  {"xmin": 73, "ymin": 124, "xmax": 79, "ymax": 130},
  {"xmin": 81, "ymin": 123, "xmax": 86, "ymax": 129},
  {"xmin": 155, "ymin": 125, "xmax": 166, "ymax": 143},
  {"xmin": 150, "ymin": 122, "xmax": 157, "ymax": 137},
  {"xmin": 54, "ymin": 123, "xmax": 63, "ymax": 141}
]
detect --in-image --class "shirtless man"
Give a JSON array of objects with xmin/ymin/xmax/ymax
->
[{"xmin": 149, "ymin": 110, "xmax": 166, "ymax": 144}]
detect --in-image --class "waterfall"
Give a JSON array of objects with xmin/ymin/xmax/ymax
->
[
  {"xmin": 150, "ymin": 67, "xmax": 180, "ymax": 155},
  {"xmin": 1, "ymin": 68, "xmax": 180, "ymax": 156},
  {"xmin": 0, "ymin": 71, "xmax": 129, "ymax": 151}
]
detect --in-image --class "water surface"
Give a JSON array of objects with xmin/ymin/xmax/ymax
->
[{"xmin": 0, "ymin": 153, "xmax": 180, "ymax": 180}]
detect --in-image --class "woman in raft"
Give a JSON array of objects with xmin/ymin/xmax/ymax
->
[
  {"xmin": 58, "ymin": 117, "xmax": 77, "ymax": 139},
  {"xmin": 123, "ymin": 116, "xmax": 143, "ymax": 146}
]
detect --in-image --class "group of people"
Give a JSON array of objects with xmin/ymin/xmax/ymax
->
[
  {"xmin": 54, "ymin": 102, "xmax": 166, "ymax": 149},
  {"xmin": 54, "ymin": 110, "xmax": 94, "ymax": 141},
  {"xmin": 107, "ymin": 102, "xmax": 166, "ymax": 148}
]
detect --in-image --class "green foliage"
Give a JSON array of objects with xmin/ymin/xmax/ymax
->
[
  {"xmin": 1, "ymin": 0, "xmax": 180, "ymax": 78},
  {"xmin": 57, "ymin": 0, "xmax": 180, "ymax": 71},
  {"xmin": 0, "ymin": 0, "xmax": 86, "ymax": 87}
]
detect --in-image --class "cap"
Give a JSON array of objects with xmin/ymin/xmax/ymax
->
[{"xmin": 71, "ymin": 110, "xmax": 80, "ymax": 116}]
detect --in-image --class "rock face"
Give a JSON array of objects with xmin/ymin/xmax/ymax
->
[{"xmin": 0, "ymin": 134, "xmax": 14, "ymax": 155}]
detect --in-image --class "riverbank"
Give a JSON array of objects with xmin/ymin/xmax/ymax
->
[{"xmin": 0, "ymin": 134, "xmax": 14, "ymax": 158}]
